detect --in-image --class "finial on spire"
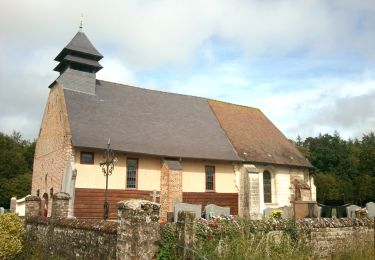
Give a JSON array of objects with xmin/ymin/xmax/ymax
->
[{"xmin": 79, "ymin": 13, "xmax": 83, "ymax": 32}]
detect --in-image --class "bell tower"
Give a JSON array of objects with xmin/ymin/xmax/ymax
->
[{"xmin": 51, "ymin": 30, "xmax": 103, "ymax": 94}]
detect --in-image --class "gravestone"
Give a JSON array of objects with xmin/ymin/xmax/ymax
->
[
  {"xmin": 0, "ymin": 207, "xmax": 4, "ymax": 215},
  {"xmin": 279, "ymin": 206, "xmax": 293, "ymax": 219},
  {"xmin": 263, "ymin": 207, "xmax": 274, "ymax": 218},
  {"xmin": 174, "ymin": 203, "xmax": 201, "ymax": 222},
  {"xmin": 346, "ymin": 204, "xmax": 361, "ymax": 218},
  {"xmin": 366, "ymin": 202, "xmax": 375, "ymax": 218},
  {"xmin": 264, "ymin": 206, "xmax": 293, "ymax": 219},
  {"xmin": 317, "ymin": 206, "xmax": 322, "ymax": 218},
  {"xmin": 205, "ymin": 204, "xmax": 230, "ymax": 219}
]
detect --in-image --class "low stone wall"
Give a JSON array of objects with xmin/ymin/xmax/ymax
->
[
  {"xmin": 25, "ymin": 217, "xmax": 117, "ymax": 259},
  {"xmin": 175, "ymin": 213, "xmax": 374, "ymax": 258},
  {"xmin": 298, "ymin": 218, "xmax": 374, "ymax": 257},
  {"xmin": 24, "ymin": 195, "xmax": 161, "ymax": 260},
  {"xmin": 24, "ymin": 194, "xmax": 373, "ymax": 259}
]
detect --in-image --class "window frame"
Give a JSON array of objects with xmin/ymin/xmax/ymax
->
[
  {"xmin": 126, "ymin": 158, "xmax": 138, "ymax": 190},
  {"xmin": 80, "ymin": 151, "xmax": 94, "ymax": 164},
  {"xmin": 263, "ymin": 170, "xmax": 272, "ymax": 203},
  {"xmin": 205, "ymin": 165, "xmax": 215, "ymax": 192}
]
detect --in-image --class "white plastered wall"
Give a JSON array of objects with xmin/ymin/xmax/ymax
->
[{"xmin": 255, "ymin": 164, "xmax": 310, "ymax": 211}]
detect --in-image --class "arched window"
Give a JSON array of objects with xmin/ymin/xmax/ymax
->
[{"xmin": 263, "ymin": 170, "xmax": 272, "ymax": 203}]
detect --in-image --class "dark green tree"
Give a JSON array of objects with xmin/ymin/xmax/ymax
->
[{"xmin": 0, "ymin": 131, "xmax": 35, "ymax": 208}]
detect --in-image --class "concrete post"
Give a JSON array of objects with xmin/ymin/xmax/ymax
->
[
  {"xmin": 25, "ymin": 196, "xmax": 41, "ymax": 218},
  {"xmin": 116, "ymin": 199, "xmax": 160, "ymax": 260},
  {"xmin": 51, "ymin": 192, "xmax": 70, "ymax": 219},
  {"xmin": 177, "ymin": 211, "xmax": 196, "ymax": 259}
]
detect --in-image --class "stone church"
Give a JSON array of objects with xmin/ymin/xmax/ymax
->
[{"xmin": 31, "ymin": 30, "xmax": 315, "ymax": 220}]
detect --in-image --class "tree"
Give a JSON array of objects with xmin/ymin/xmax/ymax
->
[
  {"xmin": 0, "ymin": 131, "xmax": 35, "ymax": 208},
  {"xmin": 359, "ymin": 132, "xmax": 375, "ymax": 177}
]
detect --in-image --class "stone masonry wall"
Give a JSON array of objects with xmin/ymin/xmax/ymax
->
[
  {"xmin": 301, "ymin": 218, "xmax": 374, "ymax": 257},
  {"xmin": 25, "ymin": 217, "xmax": 117, "ymax": 259},
  {"xmin": 32, "ymin": 83, "xmax": 74, "ymax": 211}
]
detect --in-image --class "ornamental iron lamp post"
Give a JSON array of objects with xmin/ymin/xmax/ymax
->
[{"xmin": 100, "ymin": 138, "xmax": 117, "ymax": 220}]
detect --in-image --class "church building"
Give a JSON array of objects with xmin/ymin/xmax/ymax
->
[{"xmin": 31, "ymin": 30, "xmax": 315, "ymax": 220}]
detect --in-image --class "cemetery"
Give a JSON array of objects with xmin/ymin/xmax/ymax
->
[{"xmin": 2, "ymin": 193, "xmax": 371, "ymax": 259}]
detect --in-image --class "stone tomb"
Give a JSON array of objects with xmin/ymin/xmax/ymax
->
[
  {"xmin": 174, "ymin": 203, "xmax": 201, "ymax": 222},
  {"xmin": 205, "ymin": 204, "xmax": 230, "ymax": 219},
  {"xmin": 0, "ymin": 207, "xmax": 4, "ymax": 215},
  {"xmin": 346, "ymin": 204, "xmax": 361, "ymax": 218},
  {"xmin": 366, "ymin": 202, "xmax": 375, "ymax": 218}
]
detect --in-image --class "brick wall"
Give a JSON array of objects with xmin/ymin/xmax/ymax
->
[
  {"xmin": 160, "ymin": 161, "xmax": 183, "ymax": 221},
  {"xmin": 32, "ymin": 83, "xmax": 74, "ymax": 214}
]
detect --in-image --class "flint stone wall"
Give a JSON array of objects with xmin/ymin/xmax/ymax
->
[
  {"xmin": 299, "ymin": 218, "xmax": 374, "ymax": 257},
  {"xmin": 25, "ymin": 217, "xmax": 117, "ymax": 259}
]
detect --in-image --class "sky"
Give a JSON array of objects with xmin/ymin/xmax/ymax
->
[{"xmin": 0, "ymin": 0, "xmax": 374, "ymax": 141}]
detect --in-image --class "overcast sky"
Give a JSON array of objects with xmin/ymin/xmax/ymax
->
[{"xmin": 1, "ymin": 0, "xmax": 374, "ymax": 141}]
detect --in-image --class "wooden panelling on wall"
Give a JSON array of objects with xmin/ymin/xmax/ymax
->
[
  {"xmin": 74, "ymin": 188, "xmax": 239, "ymax": 218},
  {"xmin": 74, "ymin": 188, "xmax": 156, "ymax": 219},
  {"xmin": 183, "ymin": 192, "xmax": 238, "ymax": 215}
]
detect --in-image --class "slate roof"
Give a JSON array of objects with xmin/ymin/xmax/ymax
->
[
  {"xmin": 55, "ymin": 32, "xmax": 103, "ymax": 61},
  {"xmin": 63, "ymin": 80, "xmax": 241, "ymax": 161},
  {"xmin": 54, "ymin": 55, "xmax": 103, "ymax": 72}
]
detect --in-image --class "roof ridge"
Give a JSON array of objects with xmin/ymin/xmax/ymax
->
[
  {"xmin": 97, "ymin": 79, "xmax": 261, "ymax": 111},
  {"xmin": 208, "ymin": 99, "xmax": 262, "ymax": 112},
  {"xmin": 97, "ymin": 79, "xmax": 208, "ymax": 100}
]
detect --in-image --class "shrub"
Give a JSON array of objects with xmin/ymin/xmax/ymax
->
[{"xmin": 0, "ymin": 213, "xmax": 25, "ymax": 259}]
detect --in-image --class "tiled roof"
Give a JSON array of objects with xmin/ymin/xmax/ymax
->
[{"xmin": 208, "ymin": 100, "xmax": 312, "ymax": 167}]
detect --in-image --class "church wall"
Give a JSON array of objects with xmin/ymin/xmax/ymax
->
[
  {"xmin": 256, "ymin": 164, "xmax": 310, "ymax": 211},
  {"xmin": 74, "ymin": 151, "xmax": 161, "ymax": 191},
  {"xmin": 181, "ymin": 160, "xmax": 237, "ymax": 193},
  {"xmin": 32, "ymin": 83, "xmax": 73, "ymax": 215},
  {"xmin": 74, "ymin": 152, "xmax": 237, "ymax": 193}
]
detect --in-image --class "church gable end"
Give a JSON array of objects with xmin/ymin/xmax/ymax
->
[{"xmin": 32, "ymin": 84, "xmax": 73, "ymax": 208}]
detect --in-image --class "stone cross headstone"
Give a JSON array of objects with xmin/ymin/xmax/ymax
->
[
  {"xmin": 366, "ymin": 202, "xmax": 375, "ymax": 218},
  {"xmin": 205, "ymin": 204, "xmax": 230, "ymax": 219},
  {"xmin": 0, "ymin": 207, "xmax": 4, "ymax": 215},
  {"xmin": 346, "ymin": 204, "xmax": 361, "ymax": 218},
  {"xmin": 149, "ymin": 190, "xmax": 160, "ymax": 203},
  {"xmin": 174, "ymin": 203, "xmax": 201, "ymax": 222}
]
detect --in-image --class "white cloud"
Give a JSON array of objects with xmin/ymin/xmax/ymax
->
[{"xmin": 0, "ymin": 0, "xmax": 375, "ymax": 140}]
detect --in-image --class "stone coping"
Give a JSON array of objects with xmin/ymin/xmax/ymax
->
[
  {"xmin": 25, "ymin": 216, "xmax": 118, "ymax": 234},
  {"xmin": 252, "ymin": 217, "xmax": 374, "ymax": 230},
  {"xmin": 25, "ymin": 195, "xmax": 41, "ymax": 201},
  {"xmin": 53, "ymin": 192, "xmax": 71, "ymax": 200},
  {"xmin": 296, "ymin": 217, "xmax": 374, "ymax": 229},
  {"xmin": 117, "ymin": 199, "xmax": 160, "ymax": 211}
]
